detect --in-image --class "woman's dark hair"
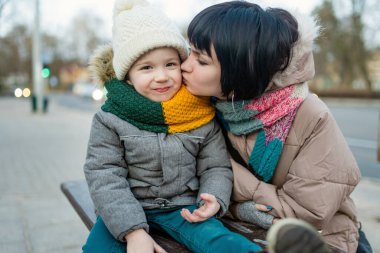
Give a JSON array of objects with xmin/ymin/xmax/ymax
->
[{"xmin": 187, "ymin": 1, "xmax": 299, "ymax": 100}]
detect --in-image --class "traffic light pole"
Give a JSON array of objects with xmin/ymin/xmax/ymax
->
[
  {"xmin": 32, "ymin": 0, "xmax": 44, "ymax": 113},
  {"xmin": 378, "ymin": 112, "xmax": 380, "ymax": 162}
]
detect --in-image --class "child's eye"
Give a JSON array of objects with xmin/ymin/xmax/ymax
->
[
  {"xmin": 140, "ymin": 65, "xmax": 152, "ymax": 70},
  {"xmin": 166, "ymin": 62, "xmax": 178, "ymax": 67}
]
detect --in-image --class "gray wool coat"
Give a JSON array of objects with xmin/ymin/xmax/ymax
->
[{"xmin": 84, "ymin": 110, "xmax": 232, "ymax": 241}]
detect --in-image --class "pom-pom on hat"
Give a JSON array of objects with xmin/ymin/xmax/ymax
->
[{"xmin": 112, "ymin": 0, "xmax": 189, "ymax": 80}]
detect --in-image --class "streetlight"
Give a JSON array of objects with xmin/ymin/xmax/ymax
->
[
  {"xmin": 378, "ymin": 113, "xmax": 380, "ymax": 162},
  {"xmin": 32, "ymin": 0, "xmax": 44, "ymax": 113}
]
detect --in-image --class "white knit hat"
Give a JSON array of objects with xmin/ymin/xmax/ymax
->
[{"xmin": 112, "ymin": 0, "xmax": 189, "ymax": 80}]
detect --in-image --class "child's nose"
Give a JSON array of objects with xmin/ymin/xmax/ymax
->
[{"xmin": 154, "ymin": 69, "xmax": 169, "ymax": 82}]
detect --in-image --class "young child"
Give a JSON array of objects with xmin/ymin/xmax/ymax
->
[{"xmin": 82, "ymin": 0, "xmax": 263, "ymax": 252}]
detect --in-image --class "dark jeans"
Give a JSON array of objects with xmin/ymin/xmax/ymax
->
[
  {"xmin": 356, "ymin": 229, "xmax": 372, "ymax": 253},
  {"xmin": 82, "ymin": 205, "xmax": 262, "ymax": 253}
]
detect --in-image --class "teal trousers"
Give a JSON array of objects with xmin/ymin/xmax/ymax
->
[{"xmin": 82, "ymin": 205, "xmax": 262, "ymax": 253}]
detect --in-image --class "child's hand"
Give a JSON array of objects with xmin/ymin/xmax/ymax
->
[
  {"xmin": 125, "ymin": 229, "xmax": 167, "ymax": 253},
  {"xmin": 180, "ymin": 193, "xmax": 220, "ymax": 223}
]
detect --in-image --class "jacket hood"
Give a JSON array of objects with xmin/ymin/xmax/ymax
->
[
  {"xmin": 271, "ymin": 10, "xmax": 320, "ymax": 88},
  {"xmin": 88, "ymin": 44, "xmax": 116, "ymax": 85}
]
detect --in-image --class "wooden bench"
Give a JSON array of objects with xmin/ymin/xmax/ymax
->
[{"xmin": 61, "ymin": 180, "xmax": 267, "ymax": 252}]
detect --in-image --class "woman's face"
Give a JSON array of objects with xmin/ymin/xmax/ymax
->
[{"xmin": 181, "ymin": 44, "xmax": 224, "ymax": 98}]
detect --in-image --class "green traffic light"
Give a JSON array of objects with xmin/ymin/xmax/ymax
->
[{"xmin": 41, "ymin": 68, "xmax": 50, "ymax": 78}]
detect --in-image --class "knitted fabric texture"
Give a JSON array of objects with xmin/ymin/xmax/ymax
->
[
  {"xmin": 102, "ymin": 79, "xmax": 215, "ymax": 133},
  {"xmin": 112, "ymin": 0, "xmax": 189, "ymax": 80},
  {"xmin": 234, "ymin": 201, "xmax": 273, "ymax": 229},
  {"xmin": 215, "ymin": 83, "xmax": 309, "ymax": 182}
]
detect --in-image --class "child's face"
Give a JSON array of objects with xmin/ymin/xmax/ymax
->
[{"xmin": 128, "ymin": 47, "xmax": 182, "ymax": 102}]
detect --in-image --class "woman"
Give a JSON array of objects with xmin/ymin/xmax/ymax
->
[{"xmin": 181, "ymin": 2, "xmax": 366, "ymax": 253}]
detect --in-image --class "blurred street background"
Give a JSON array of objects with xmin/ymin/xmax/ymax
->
[{"xmin": 1, "ymin": 0, "xmax": 380, "ymax": 252}]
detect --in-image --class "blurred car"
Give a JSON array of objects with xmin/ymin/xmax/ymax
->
[{"xmin": 72, "ymin": 81, "xmax": 104, "ymax": 101}]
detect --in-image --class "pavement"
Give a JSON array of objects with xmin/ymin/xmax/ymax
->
[{"xmin": 0, "ymin": 95, "xmax": 379, "ymax": 253}]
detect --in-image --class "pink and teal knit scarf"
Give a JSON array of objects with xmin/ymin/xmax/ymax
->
[{"xmin": 215, "ymin": 83, "xmax": 309, "ymax": 182}]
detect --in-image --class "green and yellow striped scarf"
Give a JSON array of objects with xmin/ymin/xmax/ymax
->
[{"xmin": 102, "ymin": 79, "xmax": 215, "ymax": 133}]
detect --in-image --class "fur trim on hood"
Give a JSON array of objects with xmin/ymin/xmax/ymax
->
[
  {"xmin": 271, "ymin": 10, "xmax": 321, "ymax": 88},
  {"xmin": 88, "ymin": 44, "xmax": 116, "ymax": 85}
]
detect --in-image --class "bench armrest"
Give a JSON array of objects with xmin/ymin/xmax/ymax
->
[{"xmin": 60, "ymin": 180, "xmax": 96, "ymax": 230}]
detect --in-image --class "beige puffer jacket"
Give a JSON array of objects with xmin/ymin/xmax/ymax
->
[
  {"xmin": 227, "ymin": 11, "xmax": 361, "ymax": 253},
  {"xmin": 229, "ymin": 94, "xmax": 360, "ymax": 252}
]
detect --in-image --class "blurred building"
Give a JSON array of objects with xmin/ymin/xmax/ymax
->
[{"xmin": 368, "ymin": 50, "xmax": 380, "ymax": 92}]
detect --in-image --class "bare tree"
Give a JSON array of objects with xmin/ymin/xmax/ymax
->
[
  {"xmin": 0, "ymin": 0, "xmax": 10, "ymax": 31},
  {"xmin": 0, "ymin": 3, "xmax": 112, "ymax": 93},
  {"xmin": 0, "ymin": 0, "xmax": 9, "ymax": 16},
  {"xmin": 313, "ymin": 1, "xmax": 341, "ymax": 88},
  {"xmin": 313, "ymin": 0, "xmax": 373, "ymax": 90},
  {"xmin": 364, "ymin": 0, "xmax": 380, "ymax": 49},
  {"xmin": 349, "ymin": 0, "xmax": 372, "ymax": 90},
  {"xmin": 0, "ymin": 24, "xmax": 32, "ymax": 93},
  {"xmin": 62, "ymin": 10, "xmax": 108, "ymax": 64}
]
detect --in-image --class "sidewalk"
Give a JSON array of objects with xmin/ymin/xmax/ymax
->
[
  {"xmin": 0, "ymin": 96, "xmax": 379, "ymax": 253},
  {"xmin": 0, "ymin": 96, "xmax": 90, "ymax": 253}
]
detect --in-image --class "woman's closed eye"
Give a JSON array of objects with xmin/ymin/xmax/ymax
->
[
  {"xmin": 190, "ymin": 48, "xmax": 211, "ymax": 66},
  {"xmin": 197, "ymin": 59, "xmax": 208, "ymax": 66}
]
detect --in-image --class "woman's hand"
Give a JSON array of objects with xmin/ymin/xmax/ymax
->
[
  {"xmin": 180, "ymin": 193, "xmax": 220, "ymax": 223},
  {"xmin": 233, "ymin": 201, "xmax": 278, "ymax": 229},
  {"xmin": 255, "ymin": 203, "xmax": 272, "ymax": 212},
  {"xmin": 255, "ymin": 203, "xmax": 280, "ymax": 224},
  {"xmin": 125, "ymin": 229, "xmax": 167, "ymax": 253}
]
